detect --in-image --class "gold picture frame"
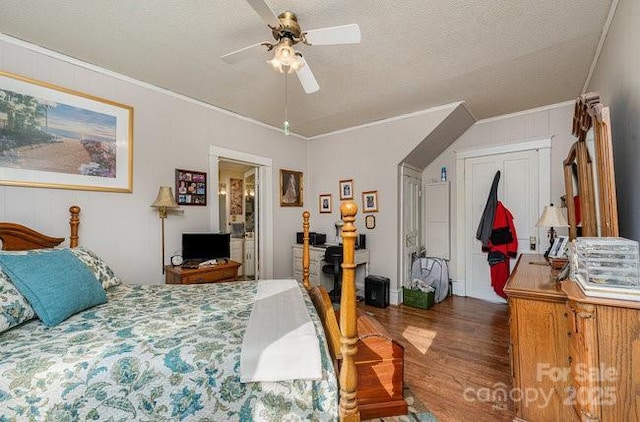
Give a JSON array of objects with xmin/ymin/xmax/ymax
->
[
  {"xmin": 280, "ymin": 169, "xmax": 303, "ymax": 207},
  {"xmin": 339, "ymin": 179, "xmax": 354, "ymax": 200},
  {"xmin": 362, "ymin": 190, "xmax": 378, "ymax": 212},
  {"xmin": 0, "ymin": 71, "xmax": 133, "ymax": 192},
  {"xmin": 319, "ymin": 194, "xmax": 332, "ymax": 213}
]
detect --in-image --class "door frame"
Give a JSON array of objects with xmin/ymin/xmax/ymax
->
[
  {"xmin": 454, "ymin": 137, "xmax": 551, "ymax": 296},
  {"xmin": 209, "ymin": 146, "xmax": 274, "ymax": 279},
  {"xmin": 397, "ymin": 162, "xmax": 424, "ymax": 304}
]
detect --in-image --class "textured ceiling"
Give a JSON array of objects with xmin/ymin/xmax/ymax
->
[{"xmin": 0, "ymin": 0, "xmax": 612, "ymax": 137}]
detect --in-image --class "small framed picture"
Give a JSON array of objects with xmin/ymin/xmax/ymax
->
[
  {"xmin": 280, "ymin": 169, "xmax": 303, "ymax": 207},
  {"xmin": 339, "ymin": 179, "xmax": 354, "ymax": 200},
  {"xmin": 319, "ymin": 194, "xmax": 332, "ymax": 213},
  {"xmin": 175, "ymin": 169, "xmax": 207, "ymax": 206},
  {"xmin": 362, "ymin": 190, "xmax": 378, "ymax": 213},
  {"xmin": 549, "ymin": 235, "xmax": 569, "ymax": 258},
  {"xmin": 365, "ymin": 214, "xmax": 376, "ymax": 230}
]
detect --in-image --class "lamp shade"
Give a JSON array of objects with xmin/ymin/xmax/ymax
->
[
  {"xmin": 151, "ymin": 186, "xmax": 178, "ymax": 209},
  {"xmin": 536, "ymin": 204, "xmax": 568, "ymax": 227}
]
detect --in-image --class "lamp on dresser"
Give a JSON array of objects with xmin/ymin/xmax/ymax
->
[
  {"xmin": 151, "ymin": 186, "xmax": 179, "ymax": 273},
  {"xmin": 536, "ymin": 203, "xmax": 568, "ymax": 259}
]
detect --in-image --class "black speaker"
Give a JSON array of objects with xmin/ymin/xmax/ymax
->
[
  {"xmin": 358, "ymin": 234, "xmax": 366, "ymax": 250},
  {"xmin": 365, "ymin": 275, "xmax": 389, "ymax": 308}
]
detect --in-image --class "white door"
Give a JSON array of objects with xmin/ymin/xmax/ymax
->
[
  {"xmin": 464, "ymin": 149, "xmax": 542, "ymax": 302},
  {"xmin": 402, "ymin": 166, "xmax": 423, "ymax": 287}
]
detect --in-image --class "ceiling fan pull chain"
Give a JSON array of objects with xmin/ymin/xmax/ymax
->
[{"xmin": 284, "ymin": 72, "xmax": 290, "ymax": 136}]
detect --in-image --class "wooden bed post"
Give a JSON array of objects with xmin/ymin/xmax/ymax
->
[
  {"xmin": 302, "ymin": 211, "xmax": 311, "ymax": 290},
  {"xmin": 69, "ymin": 206, "xmax": 81, "ymax": 248},
  {"xmin": 339, "ymin": 200, "xmax": 360, "ymax": 421}
]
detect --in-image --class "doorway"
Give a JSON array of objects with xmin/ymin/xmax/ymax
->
[
  {"xmin": 209, "ymin": 146, "xmax": 274, "ymax": 280},
  {"xmin": 218, "ymin": 160, "xmax": 258, "ymax": 279},
  {"xmin": 456, "ymin": 139, "xmax": 551, "ymax": 302},
  {"xmin": 399, "ymin": 163, "xmax": 423, "ymax": 298}
]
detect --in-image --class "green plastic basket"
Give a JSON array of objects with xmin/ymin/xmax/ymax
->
[{"xmin": 402, "ymin": 287, "xmax": 435, "ymax": 310}]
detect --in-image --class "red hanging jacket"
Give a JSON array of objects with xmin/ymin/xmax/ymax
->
[
  {"xmin": 486, "ymin": 201, "xmax": 518, "ymax": 299},
  {"xmin": 488, "ymin": 201, "xmax": 518, "ymax": 258}
]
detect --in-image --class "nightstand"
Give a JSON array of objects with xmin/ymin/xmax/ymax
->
[{"xmin": 165, "ymin": 260, "xmax": 241, "ymax": 285}]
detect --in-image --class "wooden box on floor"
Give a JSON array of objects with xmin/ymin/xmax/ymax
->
[
  {"xmin": 356, "ymin": 312, "xmax": 407, "ymax": 419},
  {"xmin": 336, "ymin": 308, "xmax": 408, "ymax": 419}
]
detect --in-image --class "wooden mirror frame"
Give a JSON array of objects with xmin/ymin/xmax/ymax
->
[{"xmin": 564, "ymin": 93, "xmax": 619, "ymax": 240}]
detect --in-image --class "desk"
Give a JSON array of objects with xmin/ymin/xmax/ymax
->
[
  {"xmin": 292, "ymin": 244, "xmax": 370, "ymax": 291},
  {"xmin": 165, "ymin": 260, "xmax": 241, "ymax": 285}
]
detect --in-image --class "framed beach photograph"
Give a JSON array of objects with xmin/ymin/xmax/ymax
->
[
  {"xmin": 0, "ymin": 71, "xmax": 133, "ymax": 192},
  {"xmin": 339, "ymin": 179, "xmax": 353, "ymax": 200},
  {"xmin": 319, "ymin": 194, "xmax": 332, "ymax": 213},
  {"xmin": 175, "ymin": 169, "xmax": 207, "ymax": 206},
  {"xmin": 280, "ymin": 169, "xmax": 303, "ymax": 207},
  {"xmin": 362, "ymin": 190, "xmax": 378, "ymax": 212}
]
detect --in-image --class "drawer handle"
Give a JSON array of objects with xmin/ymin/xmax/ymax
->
[
  {"xmin": 568, "ymin": 356, "xmax": 572, "ymax": 364},
  {"xmin": 196, "ymin": 278, "xmax": 205, "ymax": 283}
]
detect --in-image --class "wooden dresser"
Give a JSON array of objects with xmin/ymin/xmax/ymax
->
[
  {"xmin": 506, "ymin": 254, "xmax": 640, "ymax": 421},
  {"xmin": 505, "ymin": 254, "xmax": 574, "ymax": 421},
  {"xmin": 562, "ymin": 279, "xmax": 640, "ymax": 422},
  {"xmin": 165, "ymin": 260, "xmax": 241, "ymax": 285}
]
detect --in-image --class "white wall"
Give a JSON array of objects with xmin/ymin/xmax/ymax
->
[
  {"xmin": 587, "ymin": 0, "xmax": 640, "ymax": 241},
  {"xmin": 0, "ymin": 37, "xmax": 308, "ymax": 284},
  {"xmin": 307, "ymin": 105, "xmax": 459, "ymax": 300},
  {"xmin": 422, "ymin": 102, "xmax": 576, "ymax": 284}
]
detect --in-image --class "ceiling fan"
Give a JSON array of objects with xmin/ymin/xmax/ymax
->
[{"xmin": 221, "ymin": 0, "xmax": 361, "ymax": 94}]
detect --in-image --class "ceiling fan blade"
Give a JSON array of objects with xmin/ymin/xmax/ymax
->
[
  {"xmin": 296, "ymin": 57, "xmax": 320, "ymax": 94},
  {"xmin": 245, "ymin": 0, "xmax": 281, "ymax": 28},
  {"xmin": 304, "ymin": 24, "xmax": 361, "ymax": 45},
  {"xmin": 221, "ymin": 42, "xmax": 266, "ymax": 65}
]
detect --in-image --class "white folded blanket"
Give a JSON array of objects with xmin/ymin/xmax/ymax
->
[{"xmin": 240, "ymin": 279, "xmax": 322, "ymax": 383}]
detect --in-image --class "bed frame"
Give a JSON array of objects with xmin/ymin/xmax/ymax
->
[
  {"xmin": 0, "ymin": 203, "xmax": 404, "ymax": 421},
  {"xmin": 303, "ymin": 202, "xmax": 407, "ymax": 421}
]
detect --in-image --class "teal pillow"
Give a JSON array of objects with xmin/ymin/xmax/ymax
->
[{"xmin": 0, "ymin": 249, "xmax": 107, "ymax": 327}]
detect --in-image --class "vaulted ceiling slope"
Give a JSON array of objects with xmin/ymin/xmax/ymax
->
[{"xmin": 0, "ymin": 1, "xmax": 612, "ymax": 137}]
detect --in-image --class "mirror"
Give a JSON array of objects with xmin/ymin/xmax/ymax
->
[{"xmin": 564, "ymin": 93, "xmax": 619, "ymax": 240}]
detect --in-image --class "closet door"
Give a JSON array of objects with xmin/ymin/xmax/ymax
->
[{"xmin": 464, "ymin": 149, "xmax": 540, "ymax": 302}]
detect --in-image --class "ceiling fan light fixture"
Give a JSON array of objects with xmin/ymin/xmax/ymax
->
[
  {"xmin": 274, "ymin": 39, "xmax": 295, "ymax": 64},
  {"xmin": 266, "ymin": 38, "xmax": 306, "ymax": 74},
  {"xmin": 267, "ymin": 57, "xmax": 286, "ymax": 73}
]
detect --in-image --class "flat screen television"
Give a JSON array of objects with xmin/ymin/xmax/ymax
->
[{"xmin": 182, "ymin": 233, "xmax": 231, "ymax": 261}]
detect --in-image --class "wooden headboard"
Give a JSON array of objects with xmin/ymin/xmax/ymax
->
[{"xmin": 0, "ymin": 206, "xmax": 81, "ymax": 251}]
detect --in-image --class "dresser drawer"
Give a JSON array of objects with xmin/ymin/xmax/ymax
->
[
  {"xmin": 293, "ymin": 246, "xmax": 321, "ymax": 262},
  {"xmin": 181, "ymin": 267, "xmax": 236, "ymax": 284},
  {"xmin": 165, "ymin": 262, "xmax": 241, "ymax": 285}
]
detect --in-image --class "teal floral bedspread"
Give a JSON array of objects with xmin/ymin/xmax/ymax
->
[{"xmin": 0, "ymin": 281, "xmax": 338, "ymax": 421}]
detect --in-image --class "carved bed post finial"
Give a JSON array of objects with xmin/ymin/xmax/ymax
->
[
  {"xmin": 302, "ymin": 211, "xmax": 311, "ymax": 290},
  {"xmin": 339, "ymin": 200, "xmax": 360, "ymax": 421},
  {"xmin": 69, "ymin": 206, "xmax": 81, "ymax": 248}
]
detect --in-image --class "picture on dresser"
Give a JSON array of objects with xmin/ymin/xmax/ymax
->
[
  {"xmin": 0, "ymin": 71, "xmax": 133, "ymax": 193},
  {"xmin": 175, "ymin": 169, "xmax": 207, "ymax": 205}
]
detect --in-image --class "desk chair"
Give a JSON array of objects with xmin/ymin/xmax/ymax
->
[{"xmin": 322, "ymin": 246, "xmax": 343, "ymax": 303}]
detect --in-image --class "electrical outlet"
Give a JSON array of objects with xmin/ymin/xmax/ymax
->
[{"xmin": 530, "ymin": 236, "xmax": 537, "ymax": 251}]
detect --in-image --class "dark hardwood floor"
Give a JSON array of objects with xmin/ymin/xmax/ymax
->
[{"xmin": 358, "ymin": 295, "xmax": 516, "ymax": 422}]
